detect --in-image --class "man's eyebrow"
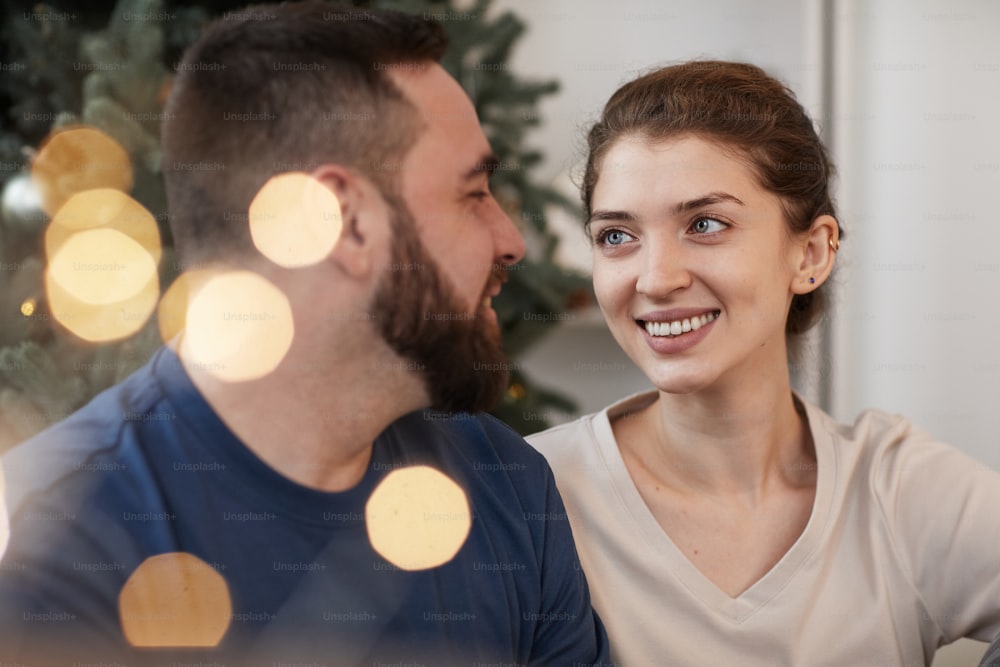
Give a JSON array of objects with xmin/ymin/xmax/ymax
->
[{"xmin": 463, "ymin": 154, "xmax": 501, "ymax": 181}]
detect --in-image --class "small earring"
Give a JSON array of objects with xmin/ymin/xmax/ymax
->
[
  {"xmin": 808, "ymin": 277, "xmax": 815, "ymax": 284},
  {"xmin": 829, "ymin": 238, "xmax": 840, "ymax": 252}
]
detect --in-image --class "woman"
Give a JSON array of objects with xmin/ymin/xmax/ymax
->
[{"xmin": 527, "ymin": 61, "xmax": 1000, "ymax": 665}]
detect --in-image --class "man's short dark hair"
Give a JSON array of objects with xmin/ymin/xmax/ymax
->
[{"xmin": 161, "ymin": 1, "xmax": 448, "ymax": 265}]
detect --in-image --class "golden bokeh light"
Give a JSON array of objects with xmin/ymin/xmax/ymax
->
[
  {"xmin": 39, "ymin": 188, "xmax": 163, "ymax": 342},
  {"xmin": 366, "ymin": 465, "xmax": 472, "ymax": 571},
  {"xmin": 156, "ymin": 269, "xmax": 219, "ymax": 345},
  {"xmin": 180, "ymin": 271, "xmax": 295, "ymax": 382},
  {"xmin": 506, "ymin": 383, "xmax": 526, "ymax": 401},
  {"xmin": 45, "ymin": 272, "xmax": 159, "ymax": 343},
  {"xmin": 119, "ymin": 552, "xmax": 231, "ymax": 648},
  {"xmin": 45, "ymin": 188, "xmax": 161, "ymax": 265},
  {"xmin": 48, "ymin": 229, "xmax": 157, "ymax": 305},
  {"xmin": 31, "ymin": 126, "xmax": 134, "ymax": 216},
  {"xmin": 248, "ymin": 172, "xmax": 343, "ymax": 268},
  {"xmin": 44, "ymin": 228, "xmax": 159, "ymax": 342}
]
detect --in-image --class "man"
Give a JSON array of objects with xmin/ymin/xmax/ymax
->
[{"xmin": 0, "ymin": 3, "xmax": 609, "ymax": 664}]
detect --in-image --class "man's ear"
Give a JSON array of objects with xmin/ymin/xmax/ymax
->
[
  {"xmin": 791, "ymin": 214, "xmax": 840, "ymax": 295},
  {"xmin": 310, "ymin": 164, "xmax": 383, "ymax": 280}
]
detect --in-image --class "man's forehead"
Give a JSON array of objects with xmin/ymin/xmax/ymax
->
[
  {"xmin": 389, "ymin": 64, "xmax": 492, "ymax": 175},
  {"xmin": 389, "ymin": 65, "xmax": 481, "ymax": 131}
]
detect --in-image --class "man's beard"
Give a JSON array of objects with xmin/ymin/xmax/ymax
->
[{"xmin": 372, "ymin": 195, "xmax": 509, "ymax": 414}]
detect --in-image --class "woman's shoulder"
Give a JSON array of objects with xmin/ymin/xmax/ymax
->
[
  {"xmin": 807, "ymin": 400, "xmax": 1000, "ymax": 642},
  {"xmin": 524, "ymin": 409, "xmax": 603, "ymax": 465},
  {"xmin": 526, "ymin": 390, "xmax": 658, "ymax": 461},
  {"xmin": 799, "ymin": 395, "xmax": 997, "ymax": 495},
  {"xmin": 801, "ymin": 395, "xmax": 926, "ymax": 457}
]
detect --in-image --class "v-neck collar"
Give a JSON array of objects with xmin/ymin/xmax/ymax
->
[{"xmin": 590, "ymin": 390, "xmax": 837, "ymax": 622}]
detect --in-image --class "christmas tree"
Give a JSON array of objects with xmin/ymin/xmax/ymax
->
[{"xmin": 0, "ymin": 0, "xmax": 590, "ymax": 452}]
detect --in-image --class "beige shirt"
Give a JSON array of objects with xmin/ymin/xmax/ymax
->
[{"xmin": 528, "ymin": 391, "xmax": 1000, "ymax": 666}]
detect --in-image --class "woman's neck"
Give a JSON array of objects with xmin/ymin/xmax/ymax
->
[{"xmin": 618, "ymin": 375, "xmax": 815, "ymax": 502}]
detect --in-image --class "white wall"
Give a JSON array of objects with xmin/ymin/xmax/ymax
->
[
  {"xmin": 830, "ymin": 0, "xmax": 1000, "ymax": 474},
  {"xmin": 494, "ymin": 0, "xmax": 820, "ymax": 183}
]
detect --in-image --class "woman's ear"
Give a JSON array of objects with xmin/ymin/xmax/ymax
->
[
  {"xmin": 791, "ymin": 214, "xmax": 840, "ymax": 295},
  {"xmin": 310, "ymin": 164, "xmax": 380, "ymax": 280}
]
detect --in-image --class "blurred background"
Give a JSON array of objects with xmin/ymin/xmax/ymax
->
[{"xmin": 1, "ymin": 0, "xmax": 998, "ymax": 663}]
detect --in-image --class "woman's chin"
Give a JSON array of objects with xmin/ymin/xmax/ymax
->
[{"xmin": 642, "ymin": 364, "xmax": 719, "ymax": 397}]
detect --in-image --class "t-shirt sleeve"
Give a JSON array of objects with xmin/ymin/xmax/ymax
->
[
  {"xmin": 0, "ymin": 490, "xmax": 136, "ymax": 662},
  {"xmin": 527, "ymin": 463, "xmax": 612, "ymax": 666},
  {"xmin": 874, "ymin": 420, "xmax": 1000, "ymax": 643},
  {"xmin": 0, "ymin": 429, "xmax": 154, "ymax": 663}
]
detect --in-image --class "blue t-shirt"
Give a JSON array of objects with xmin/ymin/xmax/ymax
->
[
  {"xmin": 0, "ymin": 347, "xmax": 610, "ymax": 665},
  {"xmin": 983, "ymin": 637, "xmax": 1000, "ymax": 667}
]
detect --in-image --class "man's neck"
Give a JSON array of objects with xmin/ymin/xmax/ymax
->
[{"xmin": 179, "ymin": 341, "xmax": 428, "ymax": 493}]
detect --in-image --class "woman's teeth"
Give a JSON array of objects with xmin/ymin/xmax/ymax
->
[{"xmin": 644, "ymin": 312, "xmax": 718, "ymax": 337}]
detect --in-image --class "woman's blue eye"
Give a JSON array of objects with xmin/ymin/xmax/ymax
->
[
  {"xmin": 603, "ymin": 230, "xmax": 630, "ymax": 245},
  {"xmin": 692, "ymin": 217, "xmax": 726, "ymax": 234}
]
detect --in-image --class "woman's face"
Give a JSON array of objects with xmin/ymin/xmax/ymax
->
[{"xmin": 589, "ymin": 133, "xmax": 808, "ymax": 395}]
